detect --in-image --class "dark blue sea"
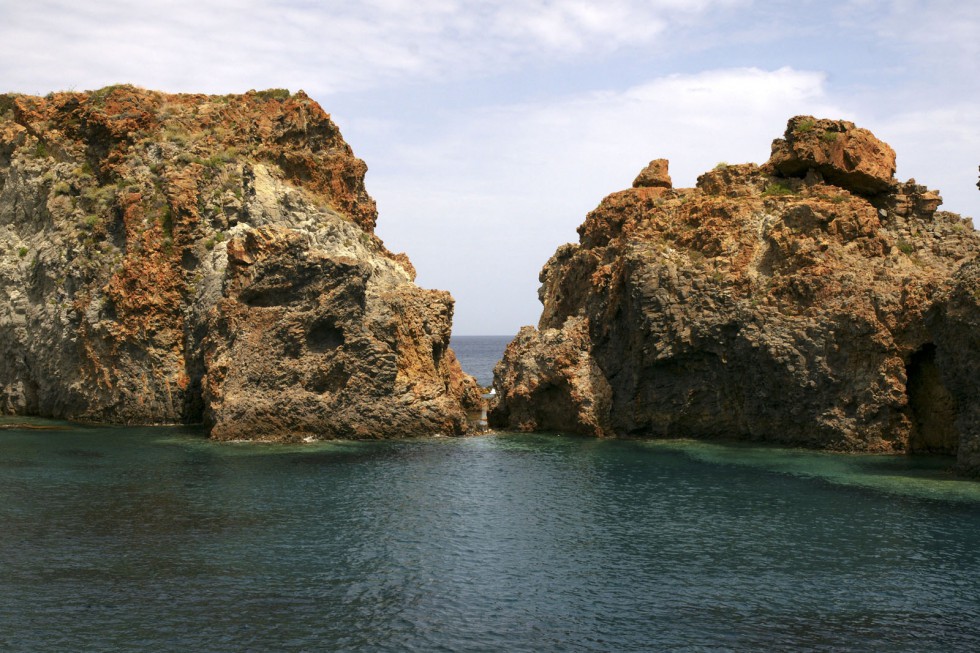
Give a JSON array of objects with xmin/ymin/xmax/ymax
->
[
  {"xmin": 451, "ymin": 334, "xmax": 513, "ymax": 387},
  {"xmin": 2, "ymin": 340, "xmax": 979, "ymax": 652}
]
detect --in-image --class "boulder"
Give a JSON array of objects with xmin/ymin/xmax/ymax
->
[
  {"xmin": 633, "ymin": 158, "xmax": 673, "ymax": 189},
  {"xmin": 765, "ymin": 115, "xmax": 897, "ymax": 196}
]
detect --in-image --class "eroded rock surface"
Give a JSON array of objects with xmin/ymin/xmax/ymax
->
[
  {"xmin": 765, "ymin": 116, "xmax": 897, "ymax": 196},
  {"xmin": 0, "ymin": 86, "xmax": 479, "ymax": 439},
  {"xmin": 633, "ymin": 158, "xmax": 672, "ymax": 189},
  {"xmin": 491, "ymin": 116, "xmax": 980, "ymax": 474}
]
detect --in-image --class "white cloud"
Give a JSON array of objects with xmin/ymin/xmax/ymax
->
[
  {"xmin": 0, "ymin": 0, "xmax": 740, "ymax": 94},
  {"xmin": 871, "ymin": 0, "xmax": 980, "ymax": 57},
  {"xmin": 833, "ymin": 0, "xmax": 980, "ymax": 91},
  {"xmin": 491, "ymin": 1, "xmax": 666, "ymax": 51}
]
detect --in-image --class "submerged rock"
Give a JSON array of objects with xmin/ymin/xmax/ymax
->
[
  {"xmin": 0, "ymin": 86, "xmax": 480, "ymax": 439},
  {"xmin": 491, "ymin": 116, "xmax": 980, "ymax": 474}
]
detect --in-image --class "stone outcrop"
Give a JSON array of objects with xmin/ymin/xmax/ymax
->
[
  {"xmin": 0, "ymin": 85, "xmax": 480, "ymax": 439},
  {"xmin": 766, "ymin": 116, "xmax": 896, "ymax": 195},
  {"xmin": 491, "ymin": 116, "xmax": 980, "ymax": 474},
  {"xmin": 633, "ymin": 158, "xmax": 672, "ymax": 189}
]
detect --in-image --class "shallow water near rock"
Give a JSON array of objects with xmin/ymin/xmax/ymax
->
[{"xmin": 2, "ymin": 422, "xmax": 979, "ymax": 651}]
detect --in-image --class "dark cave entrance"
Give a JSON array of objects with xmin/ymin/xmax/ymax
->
[
  {"xmin": 905, "ymin": 343, "xmax": 958, "ymax": 455},
  {"xmin": 307, "ymin": 318, "xmax": 345, "ymax": 353}
]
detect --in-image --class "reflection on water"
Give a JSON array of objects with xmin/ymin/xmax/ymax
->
[{"xmin": 1, "ymin": 422, "xmax": 978, "ymax": 652}]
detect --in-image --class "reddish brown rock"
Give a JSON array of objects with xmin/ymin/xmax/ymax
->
[
  {"xmin": 633, "ymin": 158, "xmax": 672, "ymax": 189},
  {"xmin": 0, "ymin": 85, "xmax": 479, "ymax": 439},
  {"xmin": 765, "ymin": 115, "xmax": 897, "ymax": 195},
  {"xmin": 491, "ymin": 116, "xmax": 980, "ymax": 474}
]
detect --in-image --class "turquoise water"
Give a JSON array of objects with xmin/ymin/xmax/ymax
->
[{"xmin": 1, "ymin": 422, "xmax": 979, "ymax": 651}]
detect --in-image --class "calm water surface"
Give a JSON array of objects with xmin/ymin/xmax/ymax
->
[
  {"xmin": 1, "ymin": 421, "xmax": 979, "ymax": 652},
  {"xmin": 450, "ymin": 335, "xmax": 512, "ymax": 387}
]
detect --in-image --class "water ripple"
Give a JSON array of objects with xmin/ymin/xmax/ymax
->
[{"xmin": 0, "ymin": 429, "xmax": 978, "ymax": 651}]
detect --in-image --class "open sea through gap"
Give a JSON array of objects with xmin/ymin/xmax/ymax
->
[{"xmin": 1, "ymin": 336, "xmax": 978, "ymax": 651}]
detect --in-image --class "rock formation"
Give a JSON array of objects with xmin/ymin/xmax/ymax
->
[
  {"xmin": 0, "ymin": 85, "xmax": 480, "ymax": 440},
  {"xmin": 491, "ymin": 116, "xmax": 980, "ymax": 474}
]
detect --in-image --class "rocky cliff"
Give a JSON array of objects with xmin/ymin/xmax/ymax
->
[
  {"xmin": 0, "ymin": 85, "xmax": 480, "ymax": 440},
  {"xmin": 491, "ymin": 116, "xmax": 980, "ymax": 474}
]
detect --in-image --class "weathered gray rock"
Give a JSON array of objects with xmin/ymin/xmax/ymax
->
[{"xmin": 928, "ymin": 260, "xmax": 980, "ymax": 472}]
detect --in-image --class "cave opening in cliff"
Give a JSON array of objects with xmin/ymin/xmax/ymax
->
[{"xmin": 905, "ymin": 343, "xmax": 958, "ymax": 455}]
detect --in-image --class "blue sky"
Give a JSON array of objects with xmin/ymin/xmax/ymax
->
[{"xmin": 2, "ymin": 0, "xmax": 978, "ymax": 334}]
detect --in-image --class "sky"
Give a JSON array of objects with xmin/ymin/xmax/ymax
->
[{"xmin": 2, "ymin": 0, "xmax": 978, "ymax": 334}]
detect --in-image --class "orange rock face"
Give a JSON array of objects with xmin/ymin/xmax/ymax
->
[
  {"xmin": 765, "ymin": 115, "xmax": 897, "ymax": 195},
  {"xmin": 491, "ymin": 116, "xmax": 980, "ymax": 474},
  {"xmin": 632, "ymin": 158, "xmax": 673, "ymax": 189},
  {"xmin": 0, "ymin": 85, "xmax": 479, "ymax": 438}
]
